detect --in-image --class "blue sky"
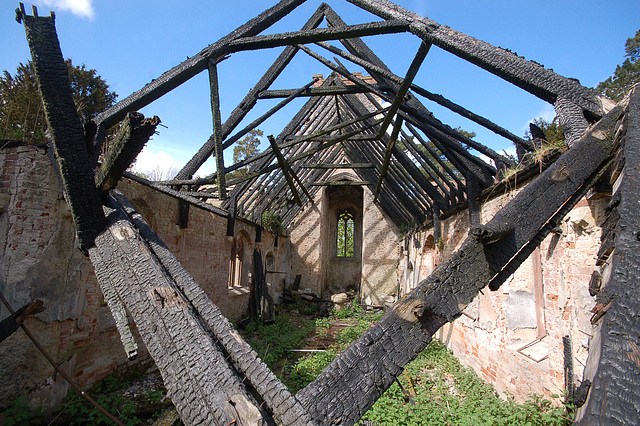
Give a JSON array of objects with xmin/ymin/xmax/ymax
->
[{"xmin": 2, "ymin": 0, "xmax": 638, "ymax": 177}]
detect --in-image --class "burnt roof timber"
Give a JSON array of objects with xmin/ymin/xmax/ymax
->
[
  {"xmin": 300, "ymin": 46, "xmax": 502, "ymax": 175},
  {"xmin": 344, "ymin": 139, "xmax": 424, "ymax": 223},
  {"xmin": 314, "ymin": 40, "xmax": 532, "ymax": 150},
  {"xmin": 208, "ymin": 60, "xmax": 227, "ymax": 199},
  {"xmin": 338, "ymin": 102, "xmax": 432, "ymax": 217},
  {"xmin": 398, "ymin": 133, "xmax": 456, "ymax": 202},
  {"xmin": 96, "ymin": 112, "xmax": 160, "ymax": 194},
  {"xmin": 337, "ymin": 94, "xmax": 432, "ymax": 218},
  {"xmin": 267, "ymin": 135, "xmax": 304, "ymax": 206},
  {"xmin": 322, "ymin": 8, "xmax": 509, "ymax": 171},
  {"xmin": 223, "ymin": 84, "xmax": 326, "ymax": 210},
  {"xmin": 94, "ymin": 0, "xmax": 311, "ymax": 132},
  {"xmin": 374, "ymin": 116, "xmax": 403, "ymax": 201},
  {"xmin": 257, "ymin": 85, "xmax": 384, "ymax": 98},
  {"xmin": 347, "ymin": 0, "xmax": 605, "ymax": 118},
  {"xmin": 222, "ymin": 80, "xmax": 317, "ymax": 150},
  {"xmin": 21, "ymin": 10, "xmax": 105, "ymax": 253},
  {"xmin": 175, "ymin": 4, "xmax": 326, "ymax": 180},
  {"xmin": 375, "ymin": 41, "xmax": 431, "ymax": 139},
  {"xmin": 301, "ymin": 163, "xmax": 374, "ymax": 168},
  {"xmin": 404, "ymin": 123, "xmax": 465, "ymax": 191},
  {"xmin": 227, "ymin": 20, "xmax": 410, "ymax": 52}
]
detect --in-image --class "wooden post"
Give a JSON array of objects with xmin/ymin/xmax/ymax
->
[
  {"xmin": 268, "ymin": 135, "xmax": 302, "ymax": 206},
  {"xmin": 208, "ymin": 60, "xmax": 227, "ymax": 200},
  {"xmin": 19, "ymin": 7, "xmax": 105, "ymax": 253}
]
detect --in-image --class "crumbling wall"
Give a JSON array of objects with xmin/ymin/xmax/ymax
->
[
  {"xmin": 361, "ymin": 187, "xmax": 400, "ymax": 306},
  {"xmin": 118, "ymin": 178, "xmax": 284, "ymax": 322},
  {"xmin": 0, "ymin": 145, "xmax": 146, "ymax": 410},
  {"xmin": 400, "ymin": 179, "xmax": 604, "ymax": 402},
  {"xmin": 289, "ymin": 174, "xmax": 399, "ymax": 301}
]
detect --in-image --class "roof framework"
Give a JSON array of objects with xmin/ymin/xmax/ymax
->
[
  {"xmin": 17, "ymin": 1, "xmax": 640, "ymax": 425},
  {"xmin": 90, "ymin": 0, "xmax": 607, "ymax": 230}
]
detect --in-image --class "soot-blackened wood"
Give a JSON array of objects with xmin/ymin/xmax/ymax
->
[
  {"xmin": 89, "ymin": 196, "xmax": 270, "ymax": 425},
  {"xmin": 314, "ymin": 40, "xmax": 532, "ymax": 151},
  {"xmin": 347, "ymin": 0, "xmax": 605, "ymax": 118},
  {"xmin": 208, "ymin": 61, "xmax": 227, "ymax": 200},
  {"xmin": 94, "ymin": 0, "xmax": 309, "ymax": 132},
  {"xmin": 95, "ymin": 112, "xmax": 160, "ymax": 194},
  {"xmin": 20, "ymin": 10, "xmax": 105, "ymax": 253},
  {"xmin": 268, "ymin": 135, "xmax": 303, "ymax": 206},
  {"xmin": 112, "ymin": 192, "xmax": 315, "ymax": 425},
  {"xmin": 297, "ymin": 105, "xmax": 624, "ymax": 425},
  {"xmin": 302, "ymin": 163, "xmax": 374, "ymax": 169},
  {"xmin": 258, "ymin": 85, "xmax": 379, "ymax": 98},
  {"xmin": 374, "ymin": 116, "xmax": 403, "ymax": 201},
  {"xmin": 575, "ymin": 88, "xmax": 640, "ymax": 425},
  {"xmin": 323, "ymin": 7, "xmax": 510, "ymax": 171},
  {"xmin": 376, "ymin": 41, "xmax": 431, "ymax": 139},
  {"xmin": 228, "ymin": 20, "xmax": 409, "ymax": 52},
  {"xmin": 175, "ymin": 6, "xmax": 325, "ymax": 180},
  {"xmin": 92, "ymin": 254, "xmax": 138, "ymax": 359},
  {"xmin": 223, "ymin": 80, "xmax": 316, "ymax": 150}
]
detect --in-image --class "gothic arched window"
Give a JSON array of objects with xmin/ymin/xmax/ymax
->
[{"xmin": 336, "ymin": 209, "xmax": 355, "ymax": 258}]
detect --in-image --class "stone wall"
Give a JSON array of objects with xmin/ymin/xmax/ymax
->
[
  {"xmin": 399, "ymin": 179, "xmax": 604, "ymax": 402},
  {"xmin": 0, "ymin": 145, "xmax": 283, "ymax": 410},
  {"xmin": 0, "ymin": 145, "xmax": 146, "ymax": 411},
  {"xmin": 119, "ymin": 177, "xmax": 287, "ymax": 322},
  {"xmin": 289, "ymin": 171, "xmax": 399, "ymax": 302}
]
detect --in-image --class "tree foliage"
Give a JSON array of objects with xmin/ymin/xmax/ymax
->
[
  {"xmin": 596, "ymin": 29, "xmax": 640, "ymax": 101},
  {"xmin": 524, "ymin": 117, "xmax": 565, "ymax": 145},
  {"xmin": 232, "ymin": 128, "xmax": 263, "ymax": 176},
  {"xmin": 0, "ymin": 59, "xmax": 117, "ymax": 144}
]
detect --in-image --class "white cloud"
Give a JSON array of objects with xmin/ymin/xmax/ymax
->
[
  {"xmin": 36, "ymin": 0, "xmax": 94, "ymax": 20},
  {"xmin": 132, "ymin": 147, "xmax": 182, "ymax": 181}
]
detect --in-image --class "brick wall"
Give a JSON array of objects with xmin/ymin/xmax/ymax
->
[
  {"xmin": 0, "ymin": 146, "xmax": 283, "ymax": 410},
  {"xmin": 118, "ymin": 177, "xmax": 285, "ymax": 322},
  {"xmin": 399, "ymin": 179, "xmax": 604, "ymax": 402},
  {"xmin": 0, "ymin": 145, "xmax": 146, "ymax": 411}
]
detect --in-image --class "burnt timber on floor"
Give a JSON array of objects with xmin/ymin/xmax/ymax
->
[{"xmin": 17, "ymin": 0, "xmax": 639, "ymax": 425}]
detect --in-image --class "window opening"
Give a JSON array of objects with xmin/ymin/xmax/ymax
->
[{"xmin": 337, "ymin": 209, "xmax": 355, "ymax": 258}]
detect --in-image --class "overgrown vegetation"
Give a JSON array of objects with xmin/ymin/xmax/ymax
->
[
  {"xmin": 261, "ymin": 210, "xmax": 284, "ymax": 235},
  {"xmin": 1, "ymin": 363, "xmax": 170, "ymax": 425},
  {"xmin": 241, "ymin": 302, "xmax": 571, "ymax": 424},
  {"xmin": 0, "ymin": 60, "xmax": 117, "ymax": 144}
]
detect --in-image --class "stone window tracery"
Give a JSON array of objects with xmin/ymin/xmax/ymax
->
[{"xmin": 336, "ymin": 209, "xmax": 355, "ymax": 258}]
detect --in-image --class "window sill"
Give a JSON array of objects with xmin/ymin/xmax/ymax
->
[{"xmin": 228, "ymin": 286, "xmax": 250, "ymax": 297}]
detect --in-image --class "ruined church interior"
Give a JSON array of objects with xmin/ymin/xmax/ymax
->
[{"xmin": 1, "ymin": 0, "xmax": 639, "ymax": 424}]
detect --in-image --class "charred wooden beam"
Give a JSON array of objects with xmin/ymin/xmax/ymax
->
[
  {"xmin": 301, "ymin": 163, "xmax": 374, "ymax": 169},
  {"xmin": 95, "ymin": 112, "xmax": 160, "ymax": 194},
  {"xmin": 297, "ymin": 102, "xmax": 624, "ymax": 425},
  {"xmin": 257, "ymin": 85, "xmax": 382, "ymax": 98},
  {"xmin": 228, "ymin": 20, "xmax": 409, "ymax": 52},
  {"xmin": 374, "ymin": 116, "xmax": 403, "ymax": 201},
  {"xmin": 376, "ymin": 41, "xmax": 431, "ymax": 139},
  {"xmin": 94, "ymin": 0, "xmax": 309, "ymax": 131},
  {"xmin": 222, "ymin": 80, "xmax": 316, "ymax": 150},
  {"xmin": 347, "ymin": 0, "xmax": 605, "ymax": 118},
  {"xmin": 311, "ymin": 181, "xmax": 370, "ymax": 186},
  {"xmin": 208, "ymin": 60, "xmax": 227, "ymax": 200},
  {"xmin": 20, "ymin": 9, "xmax": 105, "ymax": 253},
  {"xmin": 175, "ymin": 6, "xmax": 326, "ymax": 180},
  {"xmin": 575, "ymin": 88, "xmax": 640, "ymax": 424},
  {"xmin": 97, "ymin": 192, "xmax": 315, "ymax": 425},
  {"xmin": 314, "ymin": 40, "xmax": 532, "ymax": 150},
  {"xmin": 268, "ymin": 135, "xmax": 303, "ymax": 206}
]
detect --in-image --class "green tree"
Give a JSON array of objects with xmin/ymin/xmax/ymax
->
[
  {"xmin": 524, "ymin": 117, "xmax": 565, "ymax": 145},
  {"xmin": 596, "ymin": 29, "xmax": 640, "ymax": 101},
  {"xmin": 232, "ymin": 128, "xmax": 263, "ymax": 176},
  {"xmin": 0, "ymin": 59, "xmax": 117, "ymax": 144}
]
